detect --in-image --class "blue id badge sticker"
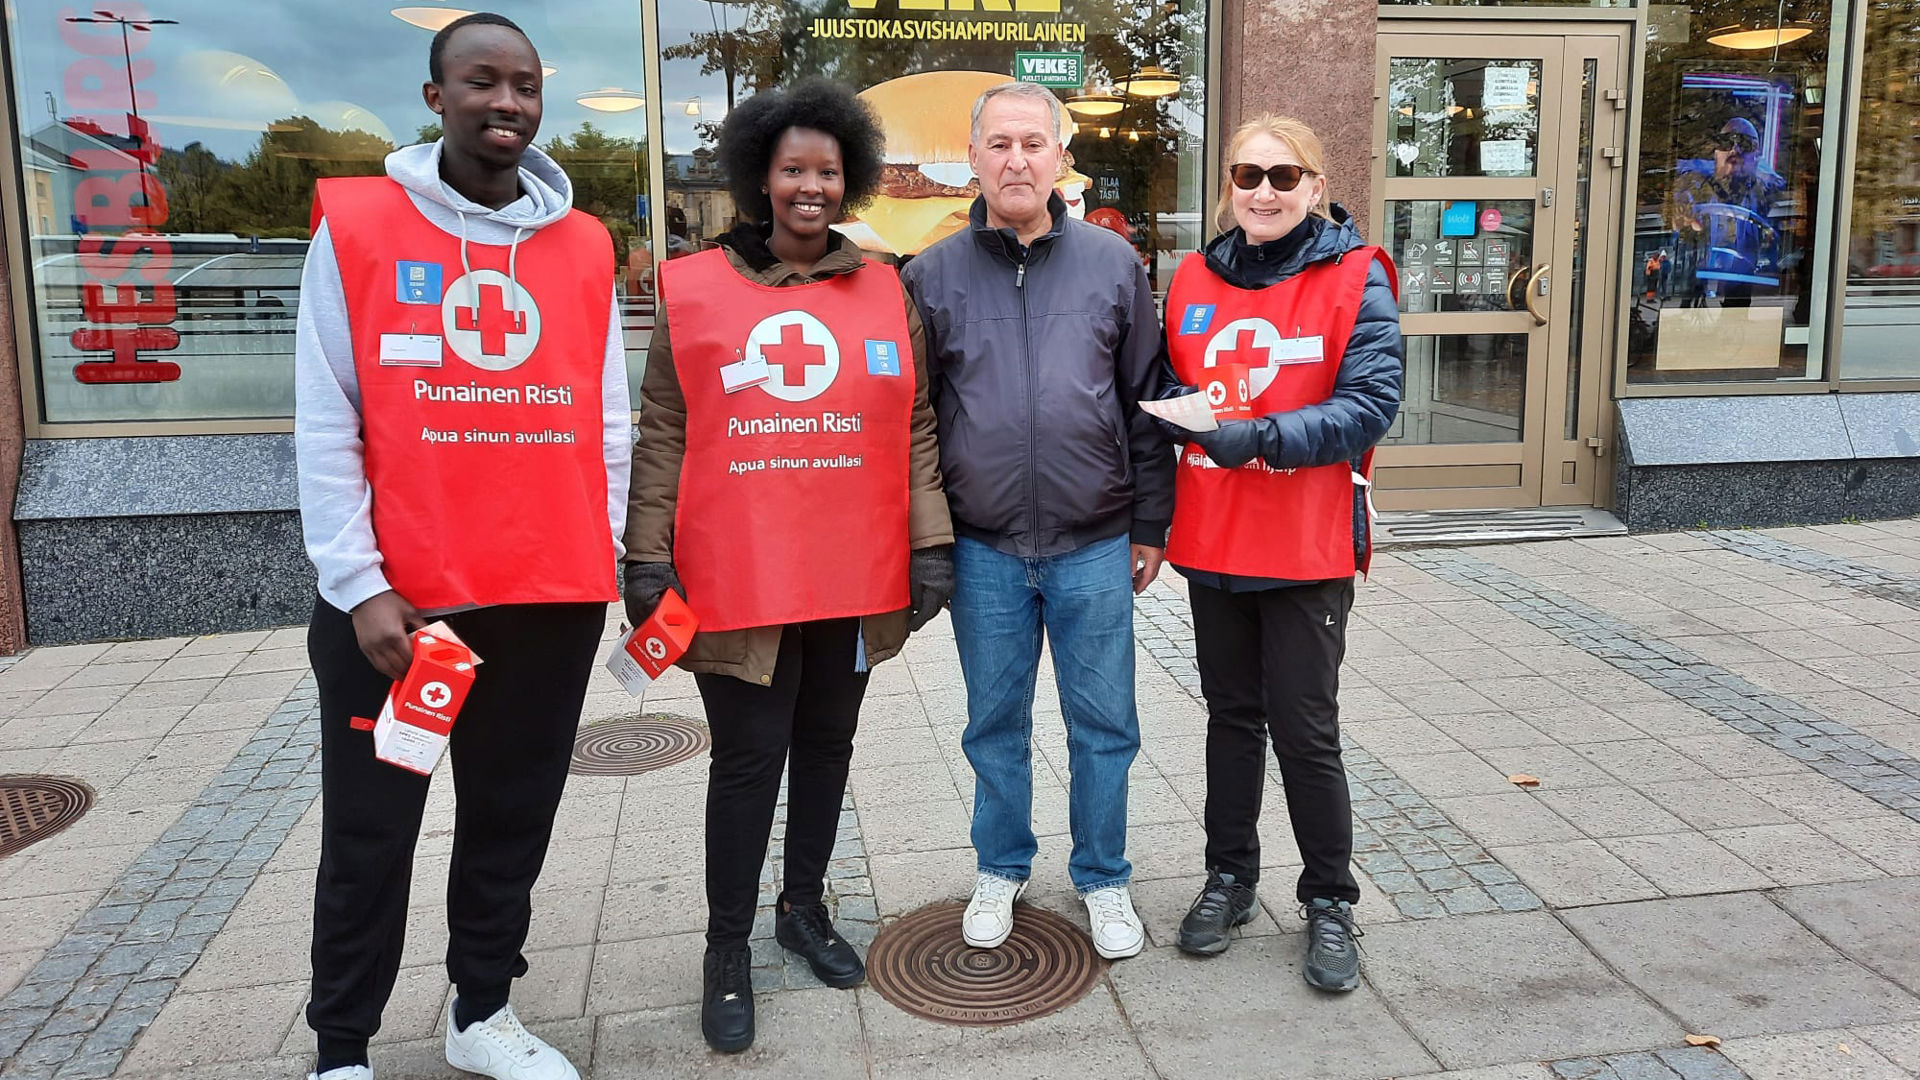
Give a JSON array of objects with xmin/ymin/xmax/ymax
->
[
  {"xmin": 865, "ymin": 339, "xmax": 902, "ymax": 376},
  {"xmin": 396, "ymin": 261, "xmax": 443, "ymax": 305},
  {"xmin": 1178, "ymin": 303, "xmax": 1215, "ymax": 335}
]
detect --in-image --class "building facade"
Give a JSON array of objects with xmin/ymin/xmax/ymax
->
[{"xmin": 1, "ymin": 0, "xmax": 1915, "ymax": 648}]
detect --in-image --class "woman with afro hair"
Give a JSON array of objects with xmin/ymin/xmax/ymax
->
[{"xmin": 619, "ymin": 78, "xmax": 953, "ymax": 1053}]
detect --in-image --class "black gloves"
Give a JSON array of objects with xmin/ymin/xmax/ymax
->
[
  {"xmin": 907, "ymin": 545, "xmax": 955, "ymax": 632},
  {"xmin": 1191, "ymin": 420, "xmax": 1274, "ymax": 470},
  {"xmin": 622, "ymin": 561, "xmax": 684, "ymax": 628},
  {"xmin": 1149, "ymin": 382, "xmax": 1200, "ymax": 445}
]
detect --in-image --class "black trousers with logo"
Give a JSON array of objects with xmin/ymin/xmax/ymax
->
[
  {"xmin": 305, "ymin": 598, "xmax": 603, "ymax": 1058},
  {"xmin": 695, "ymin": 617, "xmax": 869, "ymax": 952},
  {"xmin": 1189, "ymin": 577, "xmax": 1361, "ymax": 905}
]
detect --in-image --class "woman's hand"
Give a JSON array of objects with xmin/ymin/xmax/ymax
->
[{"xmin": 907, "ymin": 546, "xmax": 955, "ymax": 632}]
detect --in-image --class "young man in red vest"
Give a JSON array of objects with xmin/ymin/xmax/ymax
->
[{"xmin": 293, "ymin": 13, "xmax": 629, "ymax": 1080}]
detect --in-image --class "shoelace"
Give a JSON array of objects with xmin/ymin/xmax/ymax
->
[
  {"xmin": 713, "ymin": 949, "xmax": 752, "ymax": 1003},
  {"xmin": 476, "ymin": 1004, "xmax": 543, "ymax": 1061},
  {"xmin": 1191, "ymin": 877, "xmax": 1236, "ymax": 919},
  {"xmin": 1087, "ymin": 889, "xmax": 1132, "ymax": 926},
  {"xmin": 974, "ymin": 876, "xmax": 1018, "ymax": 913},
  {"xmin": 1300, "ymin": 904, "xmax": 1365, "ymax": 954},
  {"xmin": 792, "ymin": 905, "xmax": 840, "ymax": 947}
]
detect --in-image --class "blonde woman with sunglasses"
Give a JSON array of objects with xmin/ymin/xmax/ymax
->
[{"xmin": 1154, "ymin": 115, "xmax": 1402, "ymax": 991}]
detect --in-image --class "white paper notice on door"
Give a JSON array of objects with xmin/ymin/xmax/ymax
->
[
  {"xmin": 1483, "ymin": 65, "xmax": 1532, "ymax": 110},
  {"xmin": 1480, "ymin": 139, "xmax": 1530, "ymax": 176}
]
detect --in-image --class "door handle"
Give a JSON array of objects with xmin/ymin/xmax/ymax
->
[{"xmin": 1524, "ymin": 263, "xmax": 1552, "ymax": 325}]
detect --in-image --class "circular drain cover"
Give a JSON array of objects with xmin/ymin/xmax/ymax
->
[
  {"xmin": 570, "ymin": 715, "xmax": 708, "ymax": 776},
  {"xmin": 866, "ymin": 901, "xmax": 1104, "ymax": 1027},
  {"xmin": 0, "ymin": 776, "xmax": 95, "ymax": 858}
]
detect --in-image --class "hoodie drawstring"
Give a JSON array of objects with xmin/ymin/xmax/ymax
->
[
  {"xmin": 455, "ymin": 213, "xmax": 528, "ymax": 319},
  {"xmin": 457, "ymin": 211, "xmax": 478, "ymax": 310},
  {"xmin": 507, "ymin": 227, "xmax": 525, "ymax": 317}
]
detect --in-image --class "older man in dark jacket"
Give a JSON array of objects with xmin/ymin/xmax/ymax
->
[{"xmin": 901, "ymin": 81, "xmax": 1174, "ymax": 962}]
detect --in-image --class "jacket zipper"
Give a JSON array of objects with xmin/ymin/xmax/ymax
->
[{"xmin": 1017, "ymin": 246, "xmax": 1037, "ymax": 554}]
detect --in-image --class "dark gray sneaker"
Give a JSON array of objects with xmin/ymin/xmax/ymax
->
[
  {"xmin": 1300, "ymin": 898, "xmax": 1363, "ymax": 992},
  {"xmin": 1177, "ymin": 871, "xmax": 1258, "ymax": 956}
]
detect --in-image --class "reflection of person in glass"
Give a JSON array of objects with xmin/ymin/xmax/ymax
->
[
  {"xmin": 1669, "ymin": 115, "xmax": 1783, "ymax": 306},
  {"xmin": 1152, "ymin": 116, "xmax": 1401, "ymax": 991},
  {"xmin": 296, "ymin": 14, "xmax": 628, "ymax": 1080},
  {"xmin": 621, "ymin": 79, "xmax": 952, "ymax": 1055}
]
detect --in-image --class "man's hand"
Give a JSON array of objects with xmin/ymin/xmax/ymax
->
[
  {"xmin": 351, "ymin": 590, "xmax": 424, "ymax": 681},
  {"xmin": 1131, "ymin": 544, "xmax": 1164, "ymax": 595}
]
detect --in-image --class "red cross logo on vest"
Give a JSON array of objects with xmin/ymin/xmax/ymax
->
[
  {"xmin": 748, "ymin": 310, "xmax": 840, "ymax": 402},
  {"xmin": 442, "ymin": 269, "xmax": 543, "ymax": 371},
  {"xmin": 1203, "ymin": 318, "xmax": 1283, "ymax": 397}
]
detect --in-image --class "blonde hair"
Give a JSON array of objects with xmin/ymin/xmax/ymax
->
[{"xmin": 1214, "ymin": 114, "xmax": 1333, "ymax": 233}]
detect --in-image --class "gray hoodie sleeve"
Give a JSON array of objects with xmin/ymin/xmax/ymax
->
[
  {"xmin": 294, "ymin": 219, "xmax": 393, "ymax": 611},
  {"xmin": 601, "ymin": 288, "xmax": 632, "ymax": 560}
]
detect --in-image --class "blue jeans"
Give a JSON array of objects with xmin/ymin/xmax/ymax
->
[{"xmin": 951, "ymin": 533, "xmax": 1140, "ymax": 894}]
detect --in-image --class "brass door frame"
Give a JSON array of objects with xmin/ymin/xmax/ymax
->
[{"xmin": 1371, "ymin": 23, "xmax": 1629, "ymax": 511}]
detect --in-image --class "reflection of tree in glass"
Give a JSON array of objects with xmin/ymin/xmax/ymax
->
[
  {"xmin": 152, "ymin": 116, "xmax": 390, "ymax": 239},
  {"xmin": 545, "ymin": 121, "xmax": 649, "ymax": 266}
]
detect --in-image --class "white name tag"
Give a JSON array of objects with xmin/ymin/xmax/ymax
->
[
  {"xmin": 720, "ymin": 356, "xmax": 771, "ymax": 394},
  {"xmin": 1273, "ymin": 335, "xmax": 1326, "ymax": 365},
  {"xmin": 378, "ymin": 333, "xmax": 444, "ymax": 367}
]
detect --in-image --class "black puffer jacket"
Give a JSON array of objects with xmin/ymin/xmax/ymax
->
[
  {"xmin": 902, "ymin": 194, "xmax": 1175, "ymax": 558},
  {"xmin": 1166, "ymin": 204, "xmax": 1404, "ymax": 590}
]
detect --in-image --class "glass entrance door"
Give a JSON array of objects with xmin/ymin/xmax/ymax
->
[{"xmin": 1372, "ymin": 28, "xmax": 1627, "ymax": 510}]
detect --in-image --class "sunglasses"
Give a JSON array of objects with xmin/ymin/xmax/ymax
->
[
  {"xmin": 1712, "ymin": 134, "xmax": 1757, "ymax": 153},
  {"xmin": 1230, "ymin": 163, "xmax": 1316, "ymax": 192}
]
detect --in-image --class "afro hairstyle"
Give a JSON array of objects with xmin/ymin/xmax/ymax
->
[{"xmin": 718, "ymin": 78, "xmax": 886, "ymax": 226}]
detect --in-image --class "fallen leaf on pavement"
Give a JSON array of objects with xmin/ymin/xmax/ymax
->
[
  {"xmin": 1839, "ymin": 1044, "xmax": 1853, "ymax": 1054},
  {"xmin": 1508, "ymin": 774, "xmax": 1541, "ymax": 788},
  {"xmin": 1685, "ymin": 1034, "xmax": 1722, "ymax": 1048}
]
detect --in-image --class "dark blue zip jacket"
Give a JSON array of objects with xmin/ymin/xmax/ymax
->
[
  {"xmin": 1163, "ymin": 205, "xmax": 1403, "ymax": 589},
  {"xmin": 903, "ymin": 194, "xmax": 1175, "ymax": 558}
]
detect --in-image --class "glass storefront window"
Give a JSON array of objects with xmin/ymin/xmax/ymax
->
[
  {"xmin": 9, "ymin": 3, "xmax": 651, "ymax": 423},
  {"xmin": 1625, "ymin": 0, "xmax": 1836, "ymax": 385},
  {"xmin": 1840, "ymin": 0, "xmax": 1920, "ymax": 380},
  {"xmin": 1380, "ymin": 1, "xmax": 1630, "ymax": 6},
  {"xmin": 1387, "ymin": 199, "xmax": 1536, "ymax": 314},
  {"xmin": 1388, "ymin": 57, "xmax": 1542, "ymax": 179},
  {"xmin": 656, "ymin": 0, "xmax": 1210, "ymax": 293},
  {"xmin": 1385, "ymin": 333, "xmax": 1528, "ymax": 445}
]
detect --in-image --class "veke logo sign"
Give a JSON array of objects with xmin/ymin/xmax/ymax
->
[
  {"xmin": 1016, "ymin": 51, "xmax": 1082, "ymax": 87},
  {"xmin": 442, "ymin": 270, "xmax": 542, "ymax": 371},
  {"xmin": 1203, "ymin": 318, "xmax": 1283, "ymax": 397},
  {"xmin": 419, "ymin": 681, "xmax": 453, "ymax": 710},
  {"xmin": 748, "ymin": 311, "xmax": 840, "ymax": 402}
]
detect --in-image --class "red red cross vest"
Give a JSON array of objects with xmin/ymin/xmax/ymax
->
[
  {"xmin": 1164, "ymin": 245, "xmax": 1395, "ymax": 581},
  {"xmin": 314, "ymin": 176, "xmax": 618, "ymax": 611},
  {"xmin": 663, "ymin": 248, "xmax": 913, "ymax": 633}
]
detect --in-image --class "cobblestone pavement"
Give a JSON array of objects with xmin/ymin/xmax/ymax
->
[{"xmin": 0, "ymin": 519, "xmax": 1916, "ymax": 1079}]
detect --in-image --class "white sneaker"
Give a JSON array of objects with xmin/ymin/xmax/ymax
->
[
  {"xmin": 443, "ymin": 1000, "xmax": 580, "ymax": 1080},
  {"xmin": 1083, "ymin": 886, "xmax": 1145, "ymax": 959},
  {"xmin": 963, "ymin": 873, "xmax": 1028, "ymax": 948},
  {"xmin": 310, "ymin": 1068, "xmax": 373, "ymax": 1080}
]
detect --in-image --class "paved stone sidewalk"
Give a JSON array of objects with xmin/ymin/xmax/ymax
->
[{"xmin": 0, "ymin": 518, "xmax": 1917, "ymax": 1079}]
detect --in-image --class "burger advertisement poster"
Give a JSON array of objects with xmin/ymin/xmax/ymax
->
[{"xmin": 657, "ymin": 0, "xmax": 1207, "ymax": 262}]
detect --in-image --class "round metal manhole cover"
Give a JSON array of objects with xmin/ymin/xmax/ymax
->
[
  {"xmin": 569, "ymin": 715, "xmax": 708, "ymax": 776},
  {"xmin": 0, "ymin": 776, "xmax": 95, "ymax": 858},
  {"xmin": 866, "ymin": 901, "xmax": 1105, "ymax": 1027}
]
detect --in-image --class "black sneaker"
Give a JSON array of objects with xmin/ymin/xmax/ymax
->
[
  {"xmin": 701, "ymin": 947, "xmax": 754, "ymax": 1053},
  {"xmin": 1177, "ymin": 871, "xmax": 1258, "ymax": 956},
  {"xmin": 774, "ymin": 902, "xmax": 866, "ymax": 988},
  {"xmin": 1300, "ymin": 898, "xmax": 1363, "ymax": 993}
]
